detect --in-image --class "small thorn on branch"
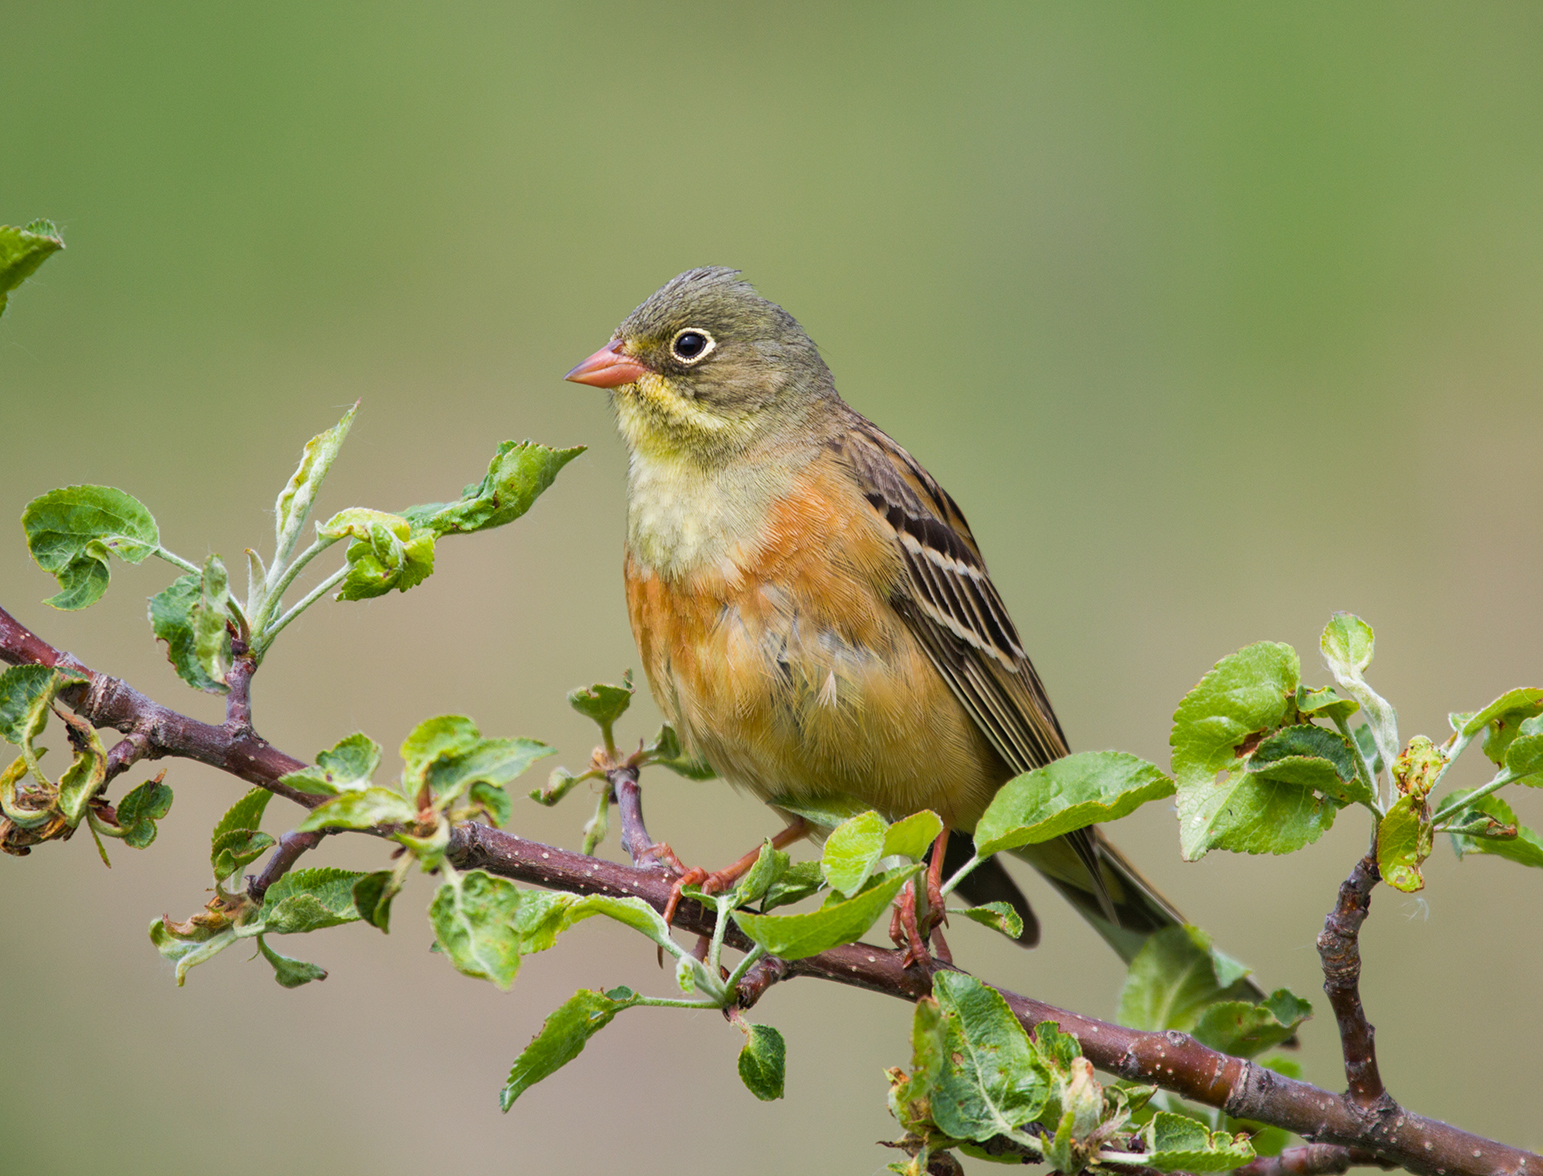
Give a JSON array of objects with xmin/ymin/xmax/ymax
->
[{"xmin": 1317, "ymin": 852, "xmax": 1392, "ymax": 1114}]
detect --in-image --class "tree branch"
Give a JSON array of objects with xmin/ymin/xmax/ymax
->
[
  {"xmin": 1, "ymin": 602, "xmax": 1536, "ymax": 1176},
  {"xmin": 1318, "ymin": 853, "xmax": 1392, "ymax": 1115}
]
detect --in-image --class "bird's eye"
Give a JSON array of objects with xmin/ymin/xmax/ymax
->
[{"xmin": 671, "ymin": 329, "xmax": 714, "ymax": 363}]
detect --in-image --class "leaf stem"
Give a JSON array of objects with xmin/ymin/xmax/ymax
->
[
  {"xmin": 152, "ymin": 547, "xmax": 202, "ymax": 576},
  {"xmin": 251, "ymin": 535, "xmax": 340, "ymax": 636},
  {"xmin": 708, "ymin": 893, "xmax": 733, "ymax": 978},
  {"xmin": 1335, "ymin": 715, "xmax": 1384, "ymax": 817},
  {"xmin": 1430, "ymin": 768, "xmax": 1517, "ymax": 825},
  {"xmin": 254, "ymin": 564, "xmax": 349, "ymax": 654},
  {"xmin": 723, "ymin": 943, "xmax": 766, "ymax": 995},
  {"xmin": 939, "ymin": 851, "xmax": 982, "ymax": 899},
  {"xmin": 629, "ymin": 995, "xmax": 726, "ymax": 1010}
]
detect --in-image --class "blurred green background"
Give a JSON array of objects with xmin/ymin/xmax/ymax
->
[{"xmin": 4, "ymin": 2, "xmax": 1542, "ymax": 1170}]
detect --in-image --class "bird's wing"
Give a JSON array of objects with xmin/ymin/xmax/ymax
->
[
  {"xmin": 836, "ymin": 416, "xmax": 1116, "ymax": 907},
  {"xmin": 838, "ymin": 416, "xmax": 1070, "ymax": 775}
]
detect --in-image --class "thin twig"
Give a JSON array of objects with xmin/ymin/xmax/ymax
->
[
  {"xmin": 1, "ymin": 602, "xmax": 1537, "ymax": 1176},
  {"xmin": 247, "ymin": 829, "xmax": 325, "ymax": 903},
  {"xmin": 607, "ymin": 762, "xmax": 656, "ymax": 867}
]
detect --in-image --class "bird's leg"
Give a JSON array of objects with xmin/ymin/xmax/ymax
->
[
  {"xmin": 890, "ymin": 826, "xmax": 954, "ymax": 968},
  {"xmin": 649, "ymin": 817, "xmax": 812, "ymax": 929}
]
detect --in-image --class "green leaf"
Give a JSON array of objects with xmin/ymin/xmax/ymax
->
[
  {"xmin": 320, "ymin": 508, "xmax": 436, "ymax": 600},
  {"xmin": 1294, "ymin": 685, "xmax": 1358, "ymax": 723},
  {"xmin": 1247, "ymin": 724, "xmax": 1371, "ymax": 806},
  {"xmin": 883, "ymin": 810, "xmax": 944, "ymax": 861},
  {"xmin": 733, "ymin": 865, "xmax": 919, "ymax": 959},
  {"xmin": 736, "ymin": 1022, "xmax": 786, "ymax": 1101},
  {"xmin": 351, "ymin": 869, "xmax": 404, "ymax": 932},
  {"xmin": 821, "ymin": 809, "xmax": 888, "ymax": 896},
  {"xmin": 55, "ymin": 718, "xmax": 107, "ymax": 826},
  {"xmin": 115, "ymin": 776, "xmax": 173, "ymax": 848},
  {"xmin": 405, "ymin": 440, "xmax": 584, "ymax": 537},
  {"xmin": 977, "ymin": 751, "xmax": 1174, "ymax": 856},
  {"xmin": 928, "ymin": 972, "xmax": 1049, "ymax": 1145},
  {"xmin": 1460, "ymin": 688, "xmax": 1543, "ymax": 766},
  {"xmin": 190, "ymin": 554, "xmax": 233, "ymax": 686},
  {"xmin": 148, "ymin": 574, "xmax": 228, "ymax": 693},
  {"xmin": 1191, "ymin": 989, "xmax": 1312, "ymax": 1058},
  {"xmin": 423, "ymin": 736, "xmax": 553, "ymax": 807},
  {"xmin": 401, "ymin": 714, "xmax": 482, "ymax": 777},
  {"xmin": 471, "ymin": 780, "xmax": 514, "ymax": 826},
  {"xmin": 295, "ymin": 786, "xmax": 417, "ymax": 833},
  {"xmin": 257, "ymin": 935, "xmax": 328, "ymax": 987},
  {"xmin": 948, "ymin": 901, "xmax": 1024, "ymax": 941},
  {"xmin": 0, "ymin": 220, "xmax": 64, "ymax": 318},
  {"xmin": 643, "ymin": 723, "xmax": 716, "ymax": 779},
  {"xmin": 209, "ymin": 787, "xmax": 272, "ymax": 873},
  {"xmin": 212, "ymin": 829, "xmax": 276, "ymax": 882},
  {"xmin": 1142, "ymin": 1111, "xmax": 1256, "ymax": 1172},
  {"xmin": 1377, "ymin": 794, "xmax": 1432, "ymax": 893},
  {"xmin": 148, "ymin": 919, "xmax": 237, "ymax": 986},
  {"xmin": 1320, "ymin": 613, "xmax": 1399, "ymax": 781},
  {"xmin": 555, "ymin": 892, "xmax": 676, "ymax": 949},
  {"xmin": 759, "ymin": 860, "xmax": 824, "ymax": 912},
  {"xmin": 1176, "ymin": 768, "xmax": 1339, "ymax": 861},
  {"xmin": 566, "ymin": 679, "xmax": 633, "ymax": 728},
  {"xmin": 278, "ymin": 732, "xmax": 383, "ymax": 796},
  {"xmin": 1117, "ymin": 925, "xmax": 1255, "ymax": 1033},
  {"xmin": 22, "ymin": 485, "xmax": 159, "ymax": 610},
  {"xmin": 256, "ymin": 867, "xmax": 364, "ymax": 934},
  {"xmin": 499, "ymin": 985, "xmax": 639, "ymax": 1111},
  {"xmin": 1444, "ymin": 790, "xmax": 1543, "ymax": 869},
  {"xmin": 767, "ymin": 792, "xmax": 872, "ymax": 831},
  {"xmin": 273, "ymin": 403, "xmax": 357, "ymax": 570},
  {"xmin": 1353, "ymin": 723, "xmax": 1385, "ymax": 776},
  {"xmin": 429, "ymin": 869, "xmax": 525, "ymax": 989},
  {"xmin": 0, "ymin": 664, "xmax": 76, "ymax": 755},
  {"xmin": 730, "ymin": 841, "xmax": 789, "ymax": 906},
  {"xmin": 1171, "ymin": 642, "xmax": 1300, "ymax": 787},
  {"xmin": 1505, "ymin": 733, "xmax": 1543, "ymax": 783}
]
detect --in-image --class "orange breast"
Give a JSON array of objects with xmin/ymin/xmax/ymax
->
[{"xmin": 624, "ymin": 455, "xmax": 1006, "ymax": 830}]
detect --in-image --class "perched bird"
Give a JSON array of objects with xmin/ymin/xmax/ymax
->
[{"xmin": 566, "ymin": 266, "xmax": 1183, "ymax": 965}]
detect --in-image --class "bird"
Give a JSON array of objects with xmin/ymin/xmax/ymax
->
[{"xmin": 565, "ymin": 265, "xmax": 1185, "ymax": 967}]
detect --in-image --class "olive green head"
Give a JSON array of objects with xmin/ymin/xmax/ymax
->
[{"xmin": 565, "ymin": 267, "xmax": 836, "ymax": 462}]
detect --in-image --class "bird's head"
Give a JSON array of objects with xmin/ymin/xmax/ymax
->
[{"xmin": 565, "ymin": 267, "xmax": 835, "ymax": 465}]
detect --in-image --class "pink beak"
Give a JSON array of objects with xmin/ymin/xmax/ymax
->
[{"xmin": 564, "ymin": 341, "xmax": 649, "ymax": 388}]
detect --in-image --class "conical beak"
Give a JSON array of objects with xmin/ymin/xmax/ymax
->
[{"xmin": 564, "ymin": 341, "xmax": 649, "ymax": 388}]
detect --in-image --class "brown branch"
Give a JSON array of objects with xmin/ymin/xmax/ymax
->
[
  {"xmin": 1, "ymin": 601, "xmax": 1536, "ymax": 1176},
  {"xmin": 1236, "ymin": 1145, "xmax": 1396, "ymax": 1176},
  {"xmin": 1318, "ymin": 853, "xmax": 1393, "ymax": 1116},
  {"xmin": 247, "ymin": 829, "xmax": 325, "ymax": 903}
]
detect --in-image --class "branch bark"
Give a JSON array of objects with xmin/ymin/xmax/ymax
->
[{"xmin": 0, "ymin": 603, "xmax": 1535, "ymax": 1176}]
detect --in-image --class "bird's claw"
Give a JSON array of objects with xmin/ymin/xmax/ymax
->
[{"xmin": 890, "ymin": 876, "xmax": 952, "ymax": 970}]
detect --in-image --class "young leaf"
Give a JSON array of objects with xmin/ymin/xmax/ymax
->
[
  {"xmin": 1294, "ymin": 685, "xmax": 1358, "ymax": 724},
  {"xmin": 499, "ymin": 986, "xmax": 640, "ymax": 1111},
  {"xmin": 319, "ymin": 508, "xmax": 436, "ymax": 600},
  {"xmin": 401, "ymin": 714, "xmax": 482, "ymax": 778},
  {"xmin": 555, "ymin": 892, "xmax": 676, "ymax": 949},
  {"xmin": 295, "ymin": 786, "xmax": 417, "ymax": 833},
  {"xmin": 1444, "ymin": 790, "xmax": 1543, "ymax": 869},
  {"xmin": 733, "ymin": 865, "xmax": 919, "ymax": 959},
  {"xmin": 1117, "ymin": 925, "xmax": 1255, "ymax": 1033},
  {"xmin": 928, "ymin": 971, "xmax": 1050, "ymax": 1146},
  {"xmin": 1142, "ymin": 1111, "xmax": 1255, "ymax": 1173},
  {"xmin": 1191, "ymin": 989, "xmax": 1312, "ymax": 1058},
  {"xmin": 191, "ymin": 554, "xmax": 233, "ymax": 685},
  {"xmin": 212, "ymin": 829, "xmax": 276, "ymax": 882},
  {"xmin": 257, "ymin": 935, "xmax": 328, "ymax": 988},
  {"xmin": 148, "ymin": 574, "xmax": 229, "ymax": 693},
  {"xmin": 115, "ymin": 775, "xmax": 173, "ymax": 848},
  {"xmin": 643, "ymin": 723, "xmax": 716, "ymax": 779},
  {"xmin": 210, "ymin": 787, "xmax": 272, "ymax": 875},
  {"xmin": 0, "ymin": 219, "xmax": 64, "ymax": 318},
  {"xmin": 1459, "ymin": 687, "xmax": 1543, "ymax": 766},
  {"xmin": 405, "ymin": 440, "xmax": 585, "ymax": 537},
  {"xmin": 256, "ymin": 867, "xmax": 365, "ymax": 934},
  {"xmin": 767, "ymin": 792, "xmax": 872, "ymax": 831},
  {"xmin": 278, "ymin": 732, "xmax": 383, "ymax": 796},
  {"xmin": 821, "ymin": 809, "xmax": 888, "ymax": 896},
  {"xmin": 0, "ymin": 664, "xmax": 78, "ymax": 757},
  {"xmin": 429, "ymin": 868, "xmax": 525, "ymax": 989},
  {"xmin": 149, "ymin": 920, "xmax": 238, "ymax": 986},
  {"xmin": 976, "ymin": 752, "xmax": 1174, "ymax": 856},
  {"xmin": 470, "ymin": 780, "xmax": 514, "ymax": 826},
  {"xmin": 23, "ymin": 486, "xmax": 159, "ymax": 610},
  {"xmin": 883, "ymin": 810, "xmax": 944, "ymax": 861},
  {"xmin": 1377, "ymin": 795, "xmax": 1432, "ymax": 893},
  {"xmin": 736, "ymin": 1022, "xmax": 786, "ymax": 1101},
  {"xmin": 949, "ymin": 901, "xmax": 1024, "ymax": 941},
  {"xmin": 1505, "ymin": 733, "xmax": 1543, "ymax": 784},
  {"xmin": 729, "ymin": 841, "xmax": 789, "ymax": 906},
  {"xmin": 567, "ymin": 679, "xmax": 633, "ymax": 729},
  {"xmin": 54, "ymin": 715, "xmax": 107, "ymax": 826},
  {"xmin": 1170, "ymin": 642, "xmax": 1299, "ymax": 787},
  {"xmin": 759, "ymin": 860, "xmax": 825, "ymax": 912},
  {"xmin": 1246, "ymin": 724, "xmax": 1368, "ymax": 805},
  {"xmin": 272, "ymin": 403, "xmax": 357, "ymax": 573},
  {"xmin": 422, "ymin": 737, "xmax": 553, "ymax": 807},
  {"xmin": 351, "ymin": 869, "xmax": 403, "ymax": 932},
  {"xmin": 1320, "ymin": 614, "xmax": 1398, "ymax": 783}
]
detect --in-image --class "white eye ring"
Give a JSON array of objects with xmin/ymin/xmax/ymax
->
[{"xmin": 670, "ymin": 328, "xmax": 716, "ymax": 364}]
